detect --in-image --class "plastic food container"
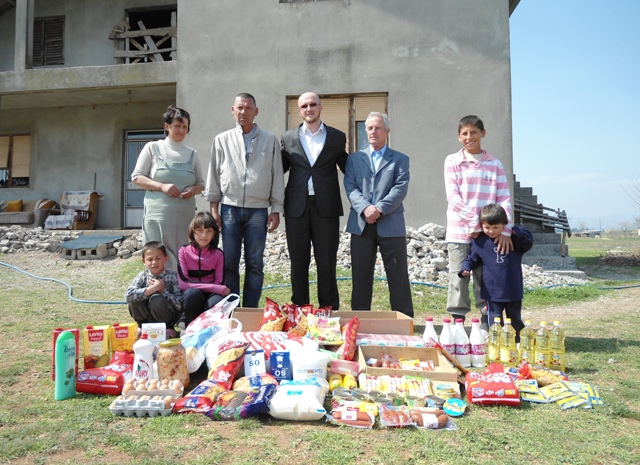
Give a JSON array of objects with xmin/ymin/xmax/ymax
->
[
  {"xmin": 157, "ymin": 339, "xmax": 190, "ymax": 388},
  {"xmin": 291, "ymin": 350, "xmax": 330, "ymax": 381}
]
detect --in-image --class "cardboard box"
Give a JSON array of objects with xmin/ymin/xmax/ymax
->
[
  {"xmin": 357, "ymin": 346, "xmax": 458, "ymax": 383},
  {"xmin": 231, "ymin": 308, "xmax": 414, "ymax": 336},
  {"xmin": 332, "ymin": 311, "xmax": 414, "ymax": 335}
]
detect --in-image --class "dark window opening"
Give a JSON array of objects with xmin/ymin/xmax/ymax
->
[
  {"xmin": 125, "ymin": 7, "xmax": 177, "ymax": 62},
  {"xmin": 33, "ymin": 16, "xmax": 64, "ymax": 66}
]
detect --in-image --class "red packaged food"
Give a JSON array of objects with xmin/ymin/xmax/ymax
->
[
  {"xmin": 207, "ymin": 340, "xmax": 249, "ymax": 390},
  {"xmin": 335, "ymin": 317, "xmax": 359, "ymax": 361},
  {"xmin": 465, "ymin": 369, "xmax": 521, "ymax": 407},
  {"xmin": 76, "ymin": 351, "xmax": 134, "ymax": 396},
  {"xmin": 260, "ymin": 298, "xmax": 286, "ymax": 331},
  {"xmin": 173, "ymin": 379, "xmax": 225, "ymax": 414}
]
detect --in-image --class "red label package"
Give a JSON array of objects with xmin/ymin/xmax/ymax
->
[{"xmin": 465, "ymin": 367, "xmax": 520, "ymax": 407}]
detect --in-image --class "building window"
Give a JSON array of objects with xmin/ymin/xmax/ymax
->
[
  {"xmin": 0, "ymin": 135, "xmax": 31, "ymax": 188},
  {"xmin": 33, "ymin": 16, "xmax": 64, "ymax": 66},
  {"xmin": 286, "ymin": 94, "xmax": 388, "ymax": 153},
  {"xmin": 111, "ymin": 7, "xmax": 177, "ymax": 63}
]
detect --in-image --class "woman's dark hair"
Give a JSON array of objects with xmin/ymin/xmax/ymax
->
[
  {"xmin": 163, "ymin": 105, "xmax": 191, "ymax": 135},
  {"xmin": 479, "ymin": 204, "xmax": 508, "ymax": 226},
  {"xmin": 458, "ymin": 115, "xmax": 485, "ymax": 133},
  {"xmin": 187, "ymin": 211, "xmax": 219, "ymax": 250}
]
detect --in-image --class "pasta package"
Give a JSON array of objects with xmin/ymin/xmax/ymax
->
[
  {"xmin": 259, "ymin": 298, "xmax": 286, "ymax": 332},
  {"xmin": 307, "ymin": 315, "xmax": 343, "ymax": 345},
  {"xmin": 173, "ymin": 379, "xmax": 226, "ymax": 413},
  {"xmin": 207, "ymin": 340, "xmax": 250, "ymax": 390}
]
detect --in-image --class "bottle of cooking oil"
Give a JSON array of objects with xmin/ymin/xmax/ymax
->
[
  {"xmin": 499, "ymin": 318, "xmax": 517, "ymax": 367},
  {"xmin": 518, "ymin": 320, "xmax": 536, "ymax": 366},
  {"xmin": 487, "ymin": 316, "xmax": 502, "ymax": 364},
  {"xmin": 549, "ymin": 320, "xmax": 566, "ymax": 372},
  {"xmin": 534, "ymin": 321, "xmax": 551, "ymax": 367}
]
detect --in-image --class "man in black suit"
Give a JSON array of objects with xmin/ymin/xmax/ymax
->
[{"xmin": 281, "ymin": 92, "xmax": 348, "ymax": 309}]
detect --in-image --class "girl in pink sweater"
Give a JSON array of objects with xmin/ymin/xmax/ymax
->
[{"xmin": 177, "ymin": 212, "xmax": 230, "ymax": 326}]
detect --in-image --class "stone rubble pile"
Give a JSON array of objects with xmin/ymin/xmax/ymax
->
[{"xmin": 0, "ymin": 223, "xmax": 589, "ymax": 288}]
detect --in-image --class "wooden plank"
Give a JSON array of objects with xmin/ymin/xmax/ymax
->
[
  {"xmin": 109, "ymin": 26, "xmax": 176, "ymax": 40},
  {"xmin": 137, "ymin": 20, "xmax": 163, "ymax": 62},
  {"xmin": 114, "ymin": 47, "xmax": 176, "ymax": 58}
]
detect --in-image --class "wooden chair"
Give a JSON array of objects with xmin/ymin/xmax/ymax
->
[{"xmin": 44, "ymin": 191, "xmax": 101, "ymax": 230}]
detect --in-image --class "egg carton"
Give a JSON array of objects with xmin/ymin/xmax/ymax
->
[
  {"xmin": 109, "ymin": 398, "xmax": 173, "ymax": 417},
  {"xmin": 121, "ymin": 388, "xmax": 183, "ymax": 398}
]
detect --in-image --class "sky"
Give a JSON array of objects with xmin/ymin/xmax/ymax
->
[{"xmin": 509, "ymin": 0, "xmax": 640, "ymax": 231}]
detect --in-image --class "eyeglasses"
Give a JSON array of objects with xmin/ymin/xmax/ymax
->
[{"xmin": 299, "ymin": 103, "xmax": 318, "ymax": 110}]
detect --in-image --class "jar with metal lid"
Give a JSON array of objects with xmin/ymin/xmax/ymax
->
[{"xmin": 157, "ymin": 339, "xmax": 190, "ymax": 388}]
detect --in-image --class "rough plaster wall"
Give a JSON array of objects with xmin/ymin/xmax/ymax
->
[
  {"xmin": 0, "ymin": 8, "xmax": 16, "ymax": 71},
  {"xmin": 0, "ymin": 101, "xmax": 170, "ymax": 228},
  {"xmin": 32, "ymin": 0, "xmax": 177, "ymax": 67},
  {"xmin": 178, "ymin": 0, "xmax": 513, "ymax": 228}
]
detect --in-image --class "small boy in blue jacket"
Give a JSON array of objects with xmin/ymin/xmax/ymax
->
[{"xmin": 459, "ymin": 204, "xmax": 533, "ymax": 341}]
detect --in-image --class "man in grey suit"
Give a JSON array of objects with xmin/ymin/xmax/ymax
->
[
  {"xmin": 344, "ymin": 112, "xmax": 413, "ymax": 317},
  {"xmin": 281, "ymin": 92, "xmax": 348, "ymax": 309}
]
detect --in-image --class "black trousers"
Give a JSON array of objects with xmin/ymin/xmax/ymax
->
[
  {"xmin": 182, "ymin": 288, "xmax": 224, "ymax": 327},
  {"xmin": 128, "ymin": 294, "xmax": 180, "ymax": 328},
  {"xmin": 350, "ymin": 223, "xmax": 413, "ymax": 317},
  {"xmin": 285, "ymin": 196, "xmax": 340, "ymax": 309}
]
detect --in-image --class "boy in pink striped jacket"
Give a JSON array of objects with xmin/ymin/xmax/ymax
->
[{"xmin": 444, "ymin": 115, "xmax": 513, "ymax": 330}]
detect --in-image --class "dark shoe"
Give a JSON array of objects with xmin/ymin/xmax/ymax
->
[{"xmin": 480, "ymin": 313, "xmax": 489, "ymax": 332}]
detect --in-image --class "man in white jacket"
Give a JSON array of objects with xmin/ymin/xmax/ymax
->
[{"xmin": 205, "ymin": 93, "xmax": 285, "ymax": 308}]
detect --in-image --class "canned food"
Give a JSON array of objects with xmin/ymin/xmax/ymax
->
[
  {"xmin": 406, "ymin": 395, "xmax": 425, "ymax": 408},
  {"xmin": 373, "ymin": 396, "xmax": 393, "ymax": 405},
  {"xmin": 436, "ymin": 384, "xmax": 456, "ymax": 399},
  {"xmin": 332, "ymin": 388, "xmax": 353, "ymax": 400},
  {"xmin": 426, "ymin": 395, "xmax": 446, "ymax": 409},
  {"xmin": 343, "ymin": 374, "xmax": 358, "ymax": 390},
  {"xmin": 387, "ymin": 392, "xmax": 404, "ymax": 406},
  {"xmin": 368, "ymin": 390, "xmax": 385, "ymax": 398},
  {"xmin": 329, "ymin": 373, "xmax": 343, "ymax": 392},
  {"xmin": 352, "ymin": 392, "xmax": 373, "ymax": 402}
]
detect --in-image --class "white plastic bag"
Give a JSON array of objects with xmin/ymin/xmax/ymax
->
[
  {"xmin": 268, "ymin": 377, "xmax": 329, "ymax": 421},
  {"xmin": 184, "ymin": 294, "xmax": 240, "ymax": 336}
]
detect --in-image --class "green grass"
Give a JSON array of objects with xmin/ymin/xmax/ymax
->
[{"xmin": 1, "ymin": 249, "xmax": 640, "ymax": 464}]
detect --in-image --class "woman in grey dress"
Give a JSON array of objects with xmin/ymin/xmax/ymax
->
[{"xmin": 132, "ymin": 106, "xmax": 205, "ymax": 269}]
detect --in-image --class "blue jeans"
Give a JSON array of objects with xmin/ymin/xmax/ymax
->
[{"xmin": 221, "ymin": 205, "xmax": 267, "ymax": 308}]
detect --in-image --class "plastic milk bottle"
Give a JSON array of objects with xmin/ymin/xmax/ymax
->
[
  {"xmin": 453, "ymin": 318, "xmax": 471, "ymax": 367},
  {"xmin": 469, "ymin": 317, "xmax": 487, "ymax": 367},
  {"xmin": 439, "ymin": 318, "xmax": 455, "ymax": 354},
  {"xmin": 422, "ymin": 317, "xmax": 439, "ymax": 347},
  {"xmin": 133, "ymin": 333, "xmax": 155, "ymax": 382}
]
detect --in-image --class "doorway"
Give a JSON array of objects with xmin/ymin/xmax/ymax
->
[{"xmin": 123, "ymin": 130, "xmax": 164, "ymax": 228}]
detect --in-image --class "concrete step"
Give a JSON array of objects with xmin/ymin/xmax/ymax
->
[
  {"xmin": 527, "ymin": 243, "xmax": 565, "ymax": 257},
  {"xmin": 545, "ymin": 269, "xmax": 588, "ymax": 280},
  {"xmin": 523, "ymin": 255, "xmax": 577, "ymax": 270},
  {"xmin": 531, "ymin": 232, "xmax": 564, "ymax": 244}
]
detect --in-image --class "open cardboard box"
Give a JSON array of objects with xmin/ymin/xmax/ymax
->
[
  {"xmin": 230, "ymin": 308, "xmax": 414, "ymax": 335},
  {"xmin": 357, "ymin": 346, "xmax": 459, "ymax": 383}
]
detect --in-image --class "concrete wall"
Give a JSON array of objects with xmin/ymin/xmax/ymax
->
[
  {"xmin": 31, "ymin": 0, "xmax": 177, "ymax": 67},
  {"xmin": 178, "ymin": 0, "xmax": 514, "ymax": 228},
  {"xmin": 0, "ymin": 8, "xmax": 16, "ymax": 71},
  {"xmin": 0, "ymin": 101, "xmax": 172, "ymax": 228},
  {"xmin": 0, "ymin": 0, "xmax": 177, "ymax": 71}
]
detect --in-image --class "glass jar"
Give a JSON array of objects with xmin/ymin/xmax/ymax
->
[{"xmin": 157, "ymin": 339, "xmax": 190, "ymax": 388}]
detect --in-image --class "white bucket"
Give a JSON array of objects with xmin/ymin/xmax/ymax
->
[{"xmin": 290, "ymin": 350, "xmax": 330, "ymax": 381}]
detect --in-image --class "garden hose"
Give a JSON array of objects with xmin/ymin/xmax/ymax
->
[{"xmin": 2, "ymin": 260, "xmax": 640, "ymax": 306}]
